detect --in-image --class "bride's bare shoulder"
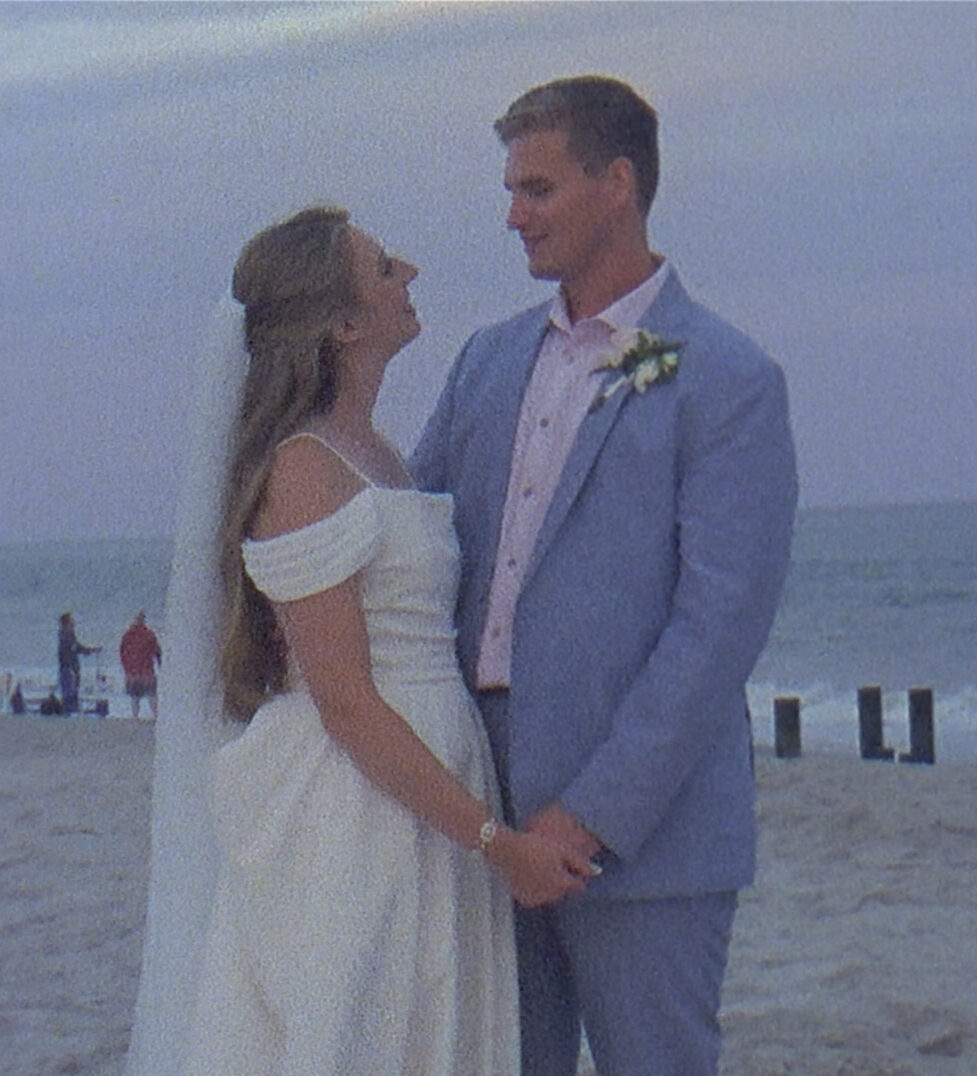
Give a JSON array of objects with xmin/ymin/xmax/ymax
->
[{"xmin": 251, "ymin": 434, "xmax": 365, "ymax": 541}]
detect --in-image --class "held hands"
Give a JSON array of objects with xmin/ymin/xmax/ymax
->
[
  {"xmin": 525, "ymin": 802, "xmax": 603, "ymax": 861},
  {"xmin": 485, "ymin": 827, "xmax": 596, "ymax": 908},
  {"xmin": 484, "ymin": 804, "xmax": 604, "ymax": 908}
]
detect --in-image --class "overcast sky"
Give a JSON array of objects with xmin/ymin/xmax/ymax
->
[{"xmin": 3, "ymin": 1, "xmax": 976, "ymax": 542}]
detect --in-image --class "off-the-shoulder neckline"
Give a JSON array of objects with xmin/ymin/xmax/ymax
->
[{"xmin": 243, "ymin": 484, "xmax": 452, "ymax": 548}]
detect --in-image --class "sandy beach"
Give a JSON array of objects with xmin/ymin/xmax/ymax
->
[{"xmin": 1, "ymin": 716, "xmax": 975, "ymax": 1076}]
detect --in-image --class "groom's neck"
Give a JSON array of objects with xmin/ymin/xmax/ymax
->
[{"xmin": 561, "ymin": 243, "xmax": 662, "ymax": 323}]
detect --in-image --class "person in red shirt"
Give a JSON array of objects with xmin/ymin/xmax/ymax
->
[{"xmin": 119, "ymin": 611, "xmax": 162, "ymax": 718}]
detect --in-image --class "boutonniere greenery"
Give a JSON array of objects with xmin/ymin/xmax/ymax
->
[{"xmin": 588, "ymin": 328, "xmax": 683, "ymax": 413}]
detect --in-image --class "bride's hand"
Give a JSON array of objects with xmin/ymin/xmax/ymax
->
[{"xmin": 485, "ymin": 827, "xmax": 599, "ymax": 908}]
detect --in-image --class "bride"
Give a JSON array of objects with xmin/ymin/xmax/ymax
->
[{"xmin": 125, "ymin": 206, "xmax": 595, "ymax": 1076}]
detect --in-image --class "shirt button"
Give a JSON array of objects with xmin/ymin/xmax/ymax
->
[
  {"xmin": 507, "ymin": 557, "xmax": 517, "ymax": 568},
  {"xmin": 491, "ymin": 627, "xmax": 501, "ymax": 639},
  {"xmin": 523, "ymin": 487, "xmax": 534, "ymax": 498},
  {"xmin": 539, "ymin": 417, "xmax": 550, "ymax": 429}
]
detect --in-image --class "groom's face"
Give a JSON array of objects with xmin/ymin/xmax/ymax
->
[{"xmin": 503, "ymin": 128, "xmax": 617, "ymax": 286}]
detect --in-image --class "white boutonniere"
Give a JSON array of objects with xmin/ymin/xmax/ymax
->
[{"xmin": 588, "ymin": 328, "xmax": 682, "ymax": 413}]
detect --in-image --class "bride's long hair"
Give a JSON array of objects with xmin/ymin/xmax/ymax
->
[{"xmin": 219, "ymin": 206, "xmax": 358, "ymax": 721}]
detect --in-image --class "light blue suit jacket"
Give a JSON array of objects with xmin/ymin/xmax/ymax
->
[{"xmin": 411, "ymin": 269, "xmax": 797, "ymax": 899}]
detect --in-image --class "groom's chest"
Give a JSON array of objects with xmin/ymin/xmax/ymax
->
[{"xmin": 456, "ymin": 354, "xmax": 681, "ymax": 526}]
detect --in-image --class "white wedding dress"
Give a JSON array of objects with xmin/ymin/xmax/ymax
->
[{"xmin": 182, "ymin": 469, "xmax": 519, "ymax": 1075}]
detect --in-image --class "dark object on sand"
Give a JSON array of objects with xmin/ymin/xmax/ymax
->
[{"xmin": 39, "ymin": 692, "xmax": 63, "ymax": 716}]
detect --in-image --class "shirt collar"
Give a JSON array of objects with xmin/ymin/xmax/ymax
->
[{"xmin": 547, "ymin": 259, "xmax": 671, "ymax": 336}]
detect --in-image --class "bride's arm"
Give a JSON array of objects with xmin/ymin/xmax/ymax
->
[{"xmin": 252, "ymin": 437, "xmax": 595, "ymax": 906}]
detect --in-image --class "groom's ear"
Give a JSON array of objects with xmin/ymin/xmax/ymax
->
[{"xmin": 606, "ymin": 156, "xmax": 638, "ymax": 212}]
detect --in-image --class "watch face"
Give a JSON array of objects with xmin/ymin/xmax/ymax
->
[{"xmin": 478, "ymin": 818, "xmax": 499, "ymax": 851}]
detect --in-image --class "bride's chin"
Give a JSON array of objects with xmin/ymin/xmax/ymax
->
[
  {"xmin": 378, "ymin": 320, "xmax": 422, "ymax": 366},
  {"xmin": 401, "ymin": 319, "xmax": 422, "ymax": 347}
]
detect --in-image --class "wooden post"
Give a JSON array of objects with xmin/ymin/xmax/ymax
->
[
  {"xmin": 774, "ymin": 696, "xmax": 801, "ymax": 758},
  {"xmin": 857, "ymin": 686, "xmax": 894, "ymax": 760},
  {"xmin": 900, "ymin": 687, "xmax": 935, "ymax": 764}
]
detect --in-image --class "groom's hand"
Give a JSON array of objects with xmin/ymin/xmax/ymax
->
[{"xmin": 525, "ymin": 802, "xmax": 603, "ymax": 866}]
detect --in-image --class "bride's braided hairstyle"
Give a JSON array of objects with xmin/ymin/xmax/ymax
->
[{"xmin": 220, "ymin": 206, "xmax": 359, "ymax": 720}]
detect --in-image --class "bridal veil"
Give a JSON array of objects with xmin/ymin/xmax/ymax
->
[{"xmin": 124, "ymin": 295, "xmax": 247, "ymax": 1076}]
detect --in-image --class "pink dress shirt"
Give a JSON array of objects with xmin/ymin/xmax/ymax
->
[{"xmin": 476, "ymin": 263, "xmax": 671, "ymax": 688}]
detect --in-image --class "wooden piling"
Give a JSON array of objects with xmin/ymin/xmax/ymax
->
[
  {"xmin": 900, "ymin": 687, "xmax": 935, "ymax": 764},
  {"xmin": 774, "ymin": 696, "xmax": 802, "ymax": 758},
  {"xmin": 857, "ymin": 685, "xmax": 894, "ymax": 760}
]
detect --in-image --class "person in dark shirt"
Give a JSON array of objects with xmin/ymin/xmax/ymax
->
[{"xmin": 57, "ymin": 612, "xmax": 100, "ymax": 714}]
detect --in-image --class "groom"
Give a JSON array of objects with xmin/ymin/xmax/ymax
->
[{"xmin": 412, "ymin": 76, "xmax": 797, "ymax": 1076}]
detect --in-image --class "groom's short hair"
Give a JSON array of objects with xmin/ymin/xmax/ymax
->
[{"xmin": 494, "ymin": 76, "xmax": 659, "ymax": 218}]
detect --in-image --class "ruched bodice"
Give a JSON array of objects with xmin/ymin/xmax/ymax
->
[
  {"xmin": 240, "ymin": 486, "xmax": 486, "ymax": 775},
  {"xmin": 244, "ymin": 487, "xmax": 461, "ymax": 686},
  {"xmin": 185, "ymin": 477, "xmax": 518, "ymax": 1076}
]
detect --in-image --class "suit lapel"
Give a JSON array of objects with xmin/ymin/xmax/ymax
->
[
  {"xmin": 472, "ymin": 307, "xmax": 549, "ymax": 584},
  {"xmin": 523, "ymin": 270, "xmax": 694, "ymax": 586},
  {"xmin": 485, "ymin": 309, "xmax": 549, "ymax": 484},
  {"xmin": 523, "ymin": 371, "xmax": 629, "ymax": 586}
]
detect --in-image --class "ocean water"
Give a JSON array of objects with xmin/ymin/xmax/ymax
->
[
  {"xmin": 749, "ymin": 500, "xmax": 977, "ymax": 759},
  {"xmin": 1, "ymin": 502, "xmax": 975, "ymax": 757},
  {"xmin": 0, "ymin": 537, "xmax": 170, "ymax": 710}
]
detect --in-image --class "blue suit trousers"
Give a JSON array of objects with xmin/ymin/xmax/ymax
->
[
  {"xmin": 477, "ymin": 689, "xmax": 738, "ymax": 1076},
  {"xmin": 517, "ymin": 892, "xmax": 736, "ymax": 1076}
]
